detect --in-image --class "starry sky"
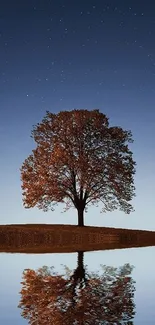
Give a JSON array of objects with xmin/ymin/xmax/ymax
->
[{"xmin": 0, "ymin": 0, "xmax": 155, "ymax": 229}]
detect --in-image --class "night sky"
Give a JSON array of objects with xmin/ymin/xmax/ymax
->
[{"xmin": 1, "ymin": 0, "xmax": 155, "ymax": 229}]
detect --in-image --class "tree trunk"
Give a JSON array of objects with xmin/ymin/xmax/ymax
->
[
  {"xmin": 78, "ymin": 208, "xmax": 84, "ymax": 227},
  {"xmin": 77, "ymin": 251, "xmax": 84, "ymax": 270}
]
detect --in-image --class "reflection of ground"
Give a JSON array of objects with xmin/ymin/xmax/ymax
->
[{"xmin": 18, "ymin": 251, "xmax": 136, "ymax": 324}]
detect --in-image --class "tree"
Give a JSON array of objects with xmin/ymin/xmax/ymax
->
[
  {"xmin": 21, "ymin": 109, "xmax": 136, "ymax": 226},
  {"xmin": 18, "ymin": 252, "xmax": 136, "ymax": 324}
]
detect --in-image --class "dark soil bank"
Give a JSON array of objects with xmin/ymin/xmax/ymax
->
[{"xmin": 0, "ymin": 224, "xmax": 155, "ymax": 253}]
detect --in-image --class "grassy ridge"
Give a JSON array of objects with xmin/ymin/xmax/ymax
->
[{"xmin": 0, "ymin": 224, "xmax": 155, "ymax": 253}]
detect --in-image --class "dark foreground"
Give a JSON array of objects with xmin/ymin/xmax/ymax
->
[{"xmin": 0, "ymin": 224, "xmax": 155, "ymax": 253}]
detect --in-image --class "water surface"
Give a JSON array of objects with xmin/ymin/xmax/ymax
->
[{"xmin": 0, "ymin": 246, "xmax": 155, "ymax": 324}]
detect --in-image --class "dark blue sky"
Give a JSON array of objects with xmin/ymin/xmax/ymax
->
[{"xmin": 0, "ymin": 0, "xmax": 155, "ymax": 229}]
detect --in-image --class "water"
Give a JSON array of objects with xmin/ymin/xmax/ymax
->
[{"xmin": 0, "ymin": 246, "xmax": 155, "ymax": 324}]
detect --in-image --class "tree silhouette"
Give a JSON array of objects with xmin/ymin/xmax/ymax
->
[
  {"xmin": 21, "ymin": 109, "xmax": 136, "ymax": 226},
  {"xmin": 18, "ymin": 251, "xmax": 135, "ymax": 324}
]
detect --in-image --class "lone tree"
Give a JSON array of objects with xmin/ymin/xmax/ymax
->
[{"xmin": 21, "ymin": 109, "xmax": 136, "ymax": 226}]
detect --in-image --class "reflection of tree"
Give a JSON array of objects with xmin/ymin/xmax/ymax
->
[{"xmin": 18, "ymin": 251, "xmax": 135, "ymax": 324}]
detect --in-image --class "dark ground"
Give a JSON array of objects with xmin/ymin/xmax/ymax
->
[{"xmin": 0, "ymin": 224, "xmax": 155, "ymax": 253}]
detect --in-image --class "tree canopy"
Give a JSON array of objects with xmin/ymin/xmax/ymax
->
[{"xmin": 21, "ymin": 109, "xmax": 136, "ymax": 226}]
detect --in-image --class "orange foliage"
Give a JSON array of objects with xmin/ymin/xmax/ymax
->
[{"xmin": 21, "ymin": 109, "xmax": 136, "ymax": 224}]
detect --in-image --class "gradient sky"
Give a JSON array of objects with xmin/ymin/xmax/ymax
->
[{"xmin": 0, "ymin": 0, "xmax": 155, "ymax": 229}]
